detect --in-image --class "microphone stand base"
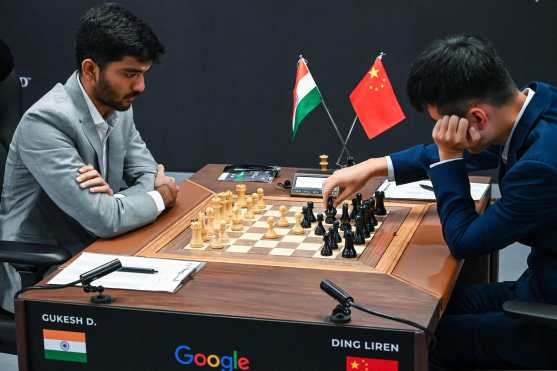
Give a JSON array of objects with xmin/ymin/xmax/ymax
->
[{"xmin": 327, "ymin": 304, "xmax": 352, "ymax": 324}]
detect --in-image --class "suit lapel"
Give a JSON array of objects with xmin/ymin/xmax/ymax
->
[
  {"xmin": 64, "ymin": 72, "xmax": 103, "ymax": 167},
  {"xmin": 505, "ymin": 82, "xmax": 552, "ymax": 170}
]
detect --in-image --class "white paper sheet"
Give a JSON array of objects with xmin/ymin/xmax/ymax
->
[
  {"xmin": 48, "ymin": 252, "xmax": 205, "ymax": 292},
  {"xmin": 377, "ymin": 179, "xmax": 490, "ymax": 201}
]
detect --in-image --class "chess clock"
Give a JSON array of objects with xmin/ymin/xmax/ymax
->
[{"xmin": 290, "ymin": 170, "xmax": 338, "ymax": 198}]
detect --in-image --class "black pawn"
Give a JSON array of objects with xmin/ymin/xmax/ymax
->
[
  {"xmin": 354, "ymin": 215, "xmax": 366, "ymax": 245},
  {"xmin": 307, "ymin": 201, "xmax": 317, "ymax": 223},
  {"xmin": 367, "ymin": 198, "xmax": 379, "ymax": 226},
  {"xmin": 341, "ymin": 222, "xmax": 352, "ymax": 235},
  {"xmin": 374, "ymin": 191, "xmax": 387, "ymax": 216},
  {"xmin": 321, "ymin": 231, "xmax": 333, "ymax": 256},
  {"xmin": 360, "ymin": 205, "xmax": 371, "ymax": 238},
  {"xmin": 363, "ymin": 200, "xmax": 375, "ymax": 234},
  {"xmin": 340, "ymin": 203, "xmax": 350, "ymax": 229},
  {"xmin": 342, "ymin": 229, "xmax": 357, "ymax": 259},
  {"xmin": 332, "ymin": 220, "xmax": 342, "ymax": 243},
  {"xmin": 328, "ymin": 227, "xmax": 338, "ymax": 250},
  {"xmin": 314, "ymin": 213, "xmax": 326, "ymax": 235},
  {"xmin": 350, "ymin": 197, "xmax": 360, "ymax": 221},
  {"xmin": 301, "ymin": 206, "xmax": 312, "ymax": 228},
  {"xmin": 325, "ymin": 195, "xmax": 337, "ymax": 224}
]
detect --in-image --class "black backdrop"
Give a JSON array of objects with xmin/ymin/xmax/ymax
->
[{"xmin": 1, "ymin": 1, "xmax": 556, "ymax": 171}]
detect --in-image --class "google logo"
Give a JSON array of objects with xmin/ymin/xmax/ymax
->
[{"xmin": 175, "ymin": 344, "xmax": 250, "ymax": 371}]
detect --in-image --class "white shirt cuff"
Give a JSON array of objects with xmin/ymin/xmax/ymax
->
[
  {"xmin": 148, "ymin": 191, "xmax": 166, "ymax": 215},
  {"xmin": 386, "ymin": 156, "xmax": 395, "ymax": 182},
  {"xmin": 113, "ymin": 193, "xmax": 125, "ymax": 199},
  {"xmin": 429, "ymin": 158, "xmax": 463, "ymax": 168}
]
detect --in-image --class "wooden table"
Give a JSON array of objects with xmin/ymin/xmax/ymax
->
[{"xmin": 15, "ymin": 164, "xmax": 491, "ymax": 371}]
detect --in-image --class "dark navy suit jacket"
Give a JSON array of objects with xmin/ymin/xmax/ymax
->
[{"xmin": 389, "ymin": 82, "xmax": 557, "ymax": 304}]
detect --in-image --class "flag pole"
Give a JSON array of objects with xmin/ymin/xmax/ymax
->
[
  {"xmin": 336, "ymin": 51, "xmax": 387, "ymax": 167},
  {"xmin": 301, "ymin": 57, "xmax": 353, "ymax": 161}
]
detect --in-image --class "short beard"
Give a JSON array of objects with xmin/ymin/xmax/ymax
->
[{"xmin": 94, "ymin": 70, "xmax": 138, "ymax": 112}]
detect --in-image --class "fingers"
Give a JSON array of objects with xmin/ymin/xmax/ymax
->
[
  {"xmin": 157, "ymin": 164, "xmax": 165, "ymax": 176},
  {"xmin": 90, "ymin": 184, "xmax": 113, "ymax": 195},
  {"xmin": 78, "ymin": 164, "xmax": 94, "ymax": 173},
  {"xmin": 455, "ymin": 117, "xmax": 469, "ymax": 144},
  {"xmin": 468, "ymin": 125, "xmax": 481, "ymax": 145},
  {"xmin": 335, "ymin": 187, "xmax": 353, "ymax": 206},
  {"xmin": 76, "ymin": 169, "xmax": 101, "ymax": 183},
  {"xmin": 321, "ymin": 177, "xmax": 335, "ymax": 206},
  {"xmin": 79, "ymin": 177, "xmax": 106, "ymax": 189}
]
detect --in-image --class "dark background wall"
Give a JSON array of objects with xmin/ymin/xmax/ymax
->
[{"xmin": 0, "ymin": 0, "xmax": 556, "ymax": 172}]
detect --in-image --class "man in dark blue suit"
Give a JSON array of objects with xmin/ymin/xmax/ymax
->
[{"xmin": 323, "ymin": 35, "xmax": 557, "ymax": 369}]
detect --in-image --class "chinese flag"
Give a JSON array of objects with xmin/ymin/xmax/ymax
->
[
  {"xmin": 349, "ymin": 57, "xmax": 405, "ymax": 139},
  {"xmin": 346, "ymin": 356, "xmax": 398, "ymax": 371}
]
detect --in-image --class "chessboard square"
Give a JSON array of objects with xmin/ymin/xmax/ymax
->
[
  {"xmin": 252, "ymin": 221, "xmax": 269, "ymax": 228},
  {"xmin": 226, "ymin": 245, "xmax": 252, "ymax": 253},
  {"xmin": 286, "ymin": 217, "xmax": 296, "ymax": 223},
  {"xmin": 291, "ymin": 249, "xmax": 316, "ymax": 258},
  {"xmin": 248, "ymin": 246, "xmax": 272, "ymax": 255},
  {"xmin": 298, "ymin": 242, "xmax": 321, "ymax": 251},
  {"xmin": 275, "ymin": 228, "xmax": 290, "ymax": 235},
  {"xmin": 269, "ymin": 248, "xmax": 295, "ymax": 256},
  {"xmin": 242, "ymin": 233, "xmax": 264, "ymax": 240},
  {"xmin": 266, "ymin": 210, "xmax": 281, "ymax": 217},
  {"xmin": 254, "ymin": 240, "xmax": 280, "ymax": 248},
  {"xmin": 354, "ymin": 245, "xmax": 366, "ymax": 255},
  {"xmin": 281, "ymin": 235, "xmax": 306, "ymax": 243},
  {"xmin": 233, "ymin": 239, "xmax": 257, "ymax": 246},
  {"xmin": 305, "ymin": 236, "xmax": 322, "ymax": 244}
]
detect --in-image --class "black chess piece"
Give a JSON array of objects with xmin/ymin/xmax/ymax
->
[
  {"xmin": 314, "ymin": 213, "xmax": 326, "ymax": 235},
  {"xmin": 350, "ymin": 197, "xmax": 360, "ymax": 221},
  {"xmin": 321, "ymin": 231, "xmax": 333, "ymax": 256},
  {"xmin": 356, "ymin": 193, "xmax": 363, "ymax": 205},
  {"xmin": 342, "ymin": 229, "xmax": 357, "ymax": 259},
  {"xmin": 340, "ymin": 203, "xmax": 350, "ymax": 229},
  {"xmin": 360, "ymin": 205, "xmax": 371, "ymax": 238},
  {"xmin": 341, "ymin": 222, "xmax": 352, "ymax": 235},
  {"xmin": 354, "ymin": 215, "xmax": 366, "ymax": 245},
  {"xmin": 307, "ymin": 201, "xmax": 317, "ymax": 223},
  {"xmin": 325, "ymin": 195, "xmax": 337, "ymax": 224},
  {"xmin": 374, "ymin": 191, "xmax": 387, "ymax": 216},
  {"xmin": 332, "ymin": 220, "xmax": 342, "ymax": 243},
  {"xmin": 363, "ymin": 200, "xmax": 375, "ymax": 233},
  {"xmin": 301, "ymin": 206, "xmax": 312, "ymax": 228},
  {"xmin": 328, "ymin": 227, "xmax": 338, "ymax": 250}
]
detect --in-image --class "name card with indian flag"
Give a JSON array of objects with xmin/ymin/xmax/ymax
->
[{"xmin": 43, "ymin": 329, "xmax": 87, "ymax": 363}]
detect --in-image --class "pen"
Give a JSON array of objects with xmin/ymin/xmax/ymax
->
[
  {"xmin": 119, "ymin": 267, "xmax": 158, "ymax": 274},
  {"xmin": 419, "ymin": 184, "xmax": 435, "ymax": 192}
]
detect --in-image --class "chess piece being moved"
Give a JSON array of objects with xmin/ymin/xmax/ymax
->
[
  {"xmin": 325, "ymin": 195, "xmax": 337, "ymax": 224},
  {"xmin": 354, "ymin": 215, "xmax": 366, "ymax": 245},
  {"xmin": 292, "ymin": 212, "xmax": 305, "ymax": 235},
  {"xmin": 278, "ymin": 205, "xmax": 289, "ymax": 227},
  {"xmin": 307, "ymin": 201, "xmax": 317, "ymax": 223},
  {"xmin": 320, "ymin": 231, "xmax": 333, "ymax": 256},
  {"xmin": 363, "ymin": 200, "xmax": 375, "ymax": 233},
  {"xmin": 374, "ymin": 190, "xmax": 387, "ymax": 216},
  {"xmin": 314, "ymin": 213, "xmax": 326, "ymax": 235},
  {"xmin": 256, "ymin": 188, "xmax": 266, "ymax": 210},
  {"xmin": 350, "ymin": 197, "xmax": 360, "ymax": 221},
  {"xmin": 190, "ymin": 221, "xmax": 204, "ymax": 248},
  {"xmin": 360, "ymin": 204, "xmax": 371, "ymax": 238},
  {"xmin": 342, "ymin": 229, "xmax": 357, "ymax": 258},
  {"xmin": 264, "ymin": 217, "xmax": 279, "ymax": 239},
  {"xmin": 301, "ymin": 206, "xmax": 312, "ymax": 228},
  {"xmin": 236, "ymin": 184, "xmax": 247, "ymax": 208}
]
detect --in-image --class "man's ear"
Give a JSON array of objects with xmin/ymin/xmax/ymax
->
[
  {"xmin": 466, "ymin": 106, "xmax": 489, "ymax": 131},
  {"xmin": 80, "ymin": 59, "xmax": 99, "ymax": 82}
]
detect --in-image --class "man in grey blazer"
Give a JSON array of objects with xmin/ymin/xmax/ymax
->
[{"xmin": 0, "ymin": 4, "xmax": 179, "ymax": 312}]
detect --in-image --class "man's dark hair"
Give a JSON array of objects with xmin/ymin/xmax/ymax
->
[
  {"xmin": 406, "ymin": 35, "xmax": 516, "ymax": 115},
  {"xmin": 75, "ymin": 3, "xmax": 165, "ymax": 71}
]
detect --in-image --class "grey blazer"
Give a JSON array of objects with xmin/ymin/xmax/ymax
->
[{"xmin": 0, "ymin": 71, "xmax": 159, "ymax": 311}]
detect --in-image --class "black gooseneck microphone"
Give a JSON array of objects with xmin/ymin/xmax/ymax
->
[
  {"xmin": 15, "ymin": 259, "xmax": 122, "ymax": 304},
  {"xmin": 320, "ymin": 279, "xmax": 437, "ymax": 350}
]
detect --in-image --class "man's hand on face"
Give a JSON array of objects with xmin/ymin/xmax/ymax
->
[
  {"xmin": 155, "ymin": 164, "xmax": 179, "ymax": 208},
  {"xmin": 76, "ymin": 165, "xmax": 113, "ymax": 195},
  {"xmin": 432, "ymin": 115, "xmax": 482, "ymax": 161}
]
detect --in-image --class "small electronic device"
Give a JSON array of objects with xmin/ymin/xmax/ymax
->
[{"xmin": 290, "ymin": 170, "xmax": 338, "ymax": 198}]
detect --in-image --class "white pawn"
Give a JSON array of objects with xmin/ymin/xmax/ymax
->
[
  {"xmin": 292, "ymin": 212, "xmax": 305, "ymax": 235},
  {"xmin": 264, "ymin": 217, "xmax": 279, "ymax": 239},
  {"xmin": 278, "ymin": 205, "xmax": 289, "ymax": 227},
  {"xmin": 245, "ymin": 196, "xmax": 255, "ymax": 220},
  {"xmin": 236, "ymin": 184, "xmax": 247, "ymax": 208},
  {"xmin": 256, "ymin": 188, "xmax": 266, "ymax": 210},
  {"xmin": 252, "ymin": 193, "xmax": 262, "ymax": 214},
  {"xmin": 231, "ymin": 207, "xmax": 244, "ymax": 231}
]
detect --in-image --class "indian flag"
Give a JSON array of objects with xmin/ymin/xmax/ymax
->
[
  {"xmin": 43, "ymin": 329, "xmax": 87, "ymax": 363},
  {"xmin": 292, "ymin": 56, "xmax": 322, "ymax": 140}
]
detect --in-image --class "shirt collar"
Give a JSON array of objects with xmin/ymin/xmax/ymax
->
[
  {"xmin": 501, "ymin": 88, "xmax": 535, "ymax": 162},
  {"xmin": 77, "ymin": 73, "xmax": 117, "ymax": 127}
]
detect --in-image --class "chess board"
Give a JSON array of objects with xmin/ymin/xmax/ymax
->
[{"xmin": 137, "ymin": 196, "xmax": 429, "ymax": 273}]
